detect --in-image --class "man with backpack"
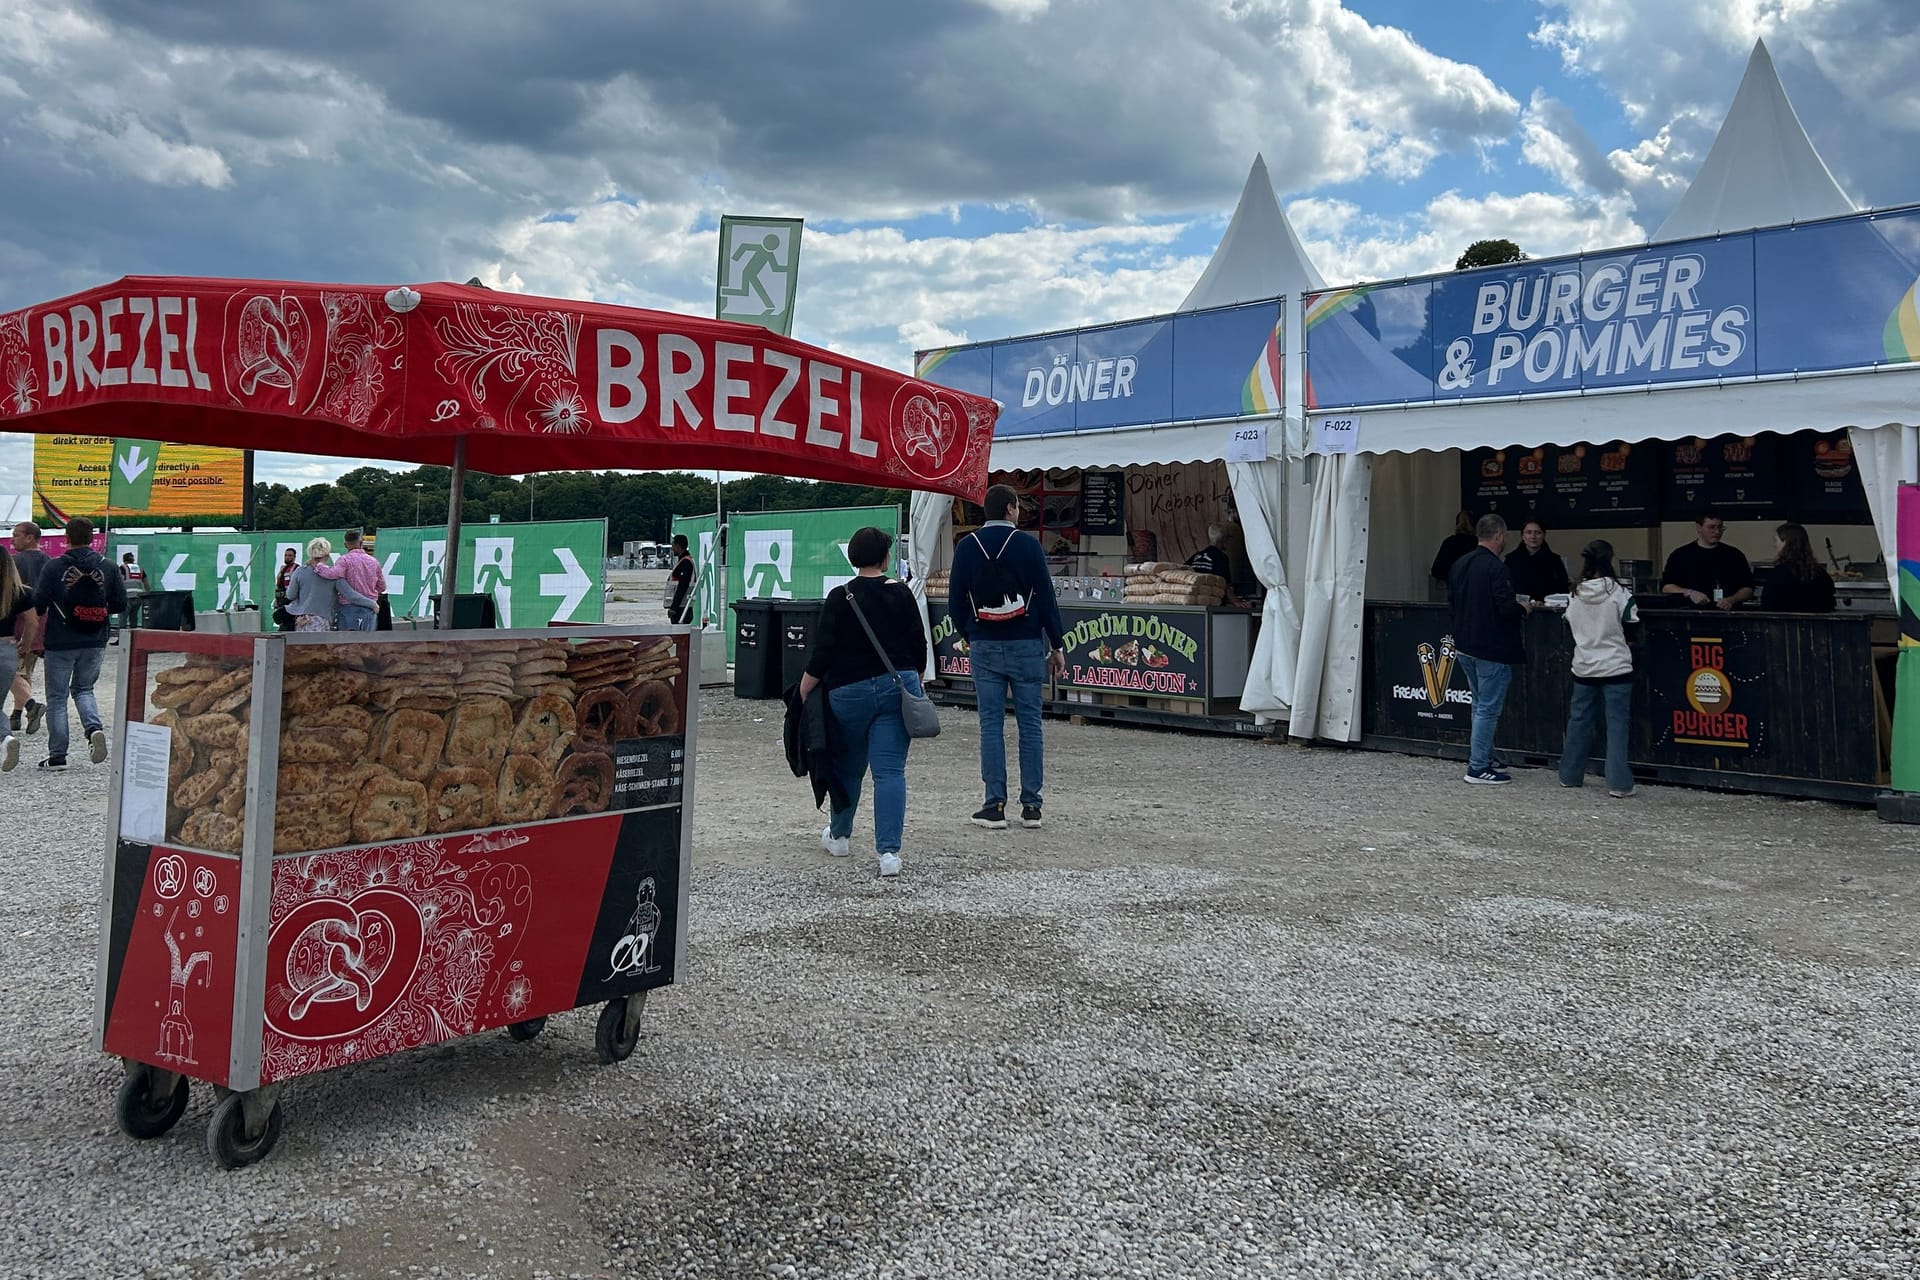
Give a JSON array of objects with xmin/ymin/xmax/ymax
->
[
  {"xmin": 32, "ymin": 517, "xmax": 125, "ymax": 770},
  {"xmin": 948, "ymin": 484, "xmax": 1067, "ymax": 830}
]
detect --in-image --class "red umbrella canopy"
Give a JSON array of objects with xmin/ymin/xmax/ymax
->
[{"xmin": 0, "ymin": 277, "xmax": 997, "ymax": 499}]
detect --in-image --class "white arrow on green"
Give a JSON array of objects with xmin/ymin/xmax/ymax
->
[{"xmin": 107, "ymin": 438, "xmax": 162, "ymax": 511}]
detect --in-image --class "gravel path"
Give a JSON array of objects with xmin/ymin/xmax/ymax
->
[{"xmin": 1, "ymin": 626, "xmax": 1916, "ymax": 1278}]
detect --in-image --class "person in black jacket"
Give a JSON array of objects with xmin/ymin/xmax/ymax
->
[
  {"xmin": 798, "ymin": 527, "xmax": 926, "ymax": 878},
  {"xmin": 1448, "ymin": 512, "xmax": 1528, "ymax": 785},
  {"xmin": 33, "ymin": 517, "xmax": 126, "ymax": 771},
  {"xmin": 1505, "ymin": 519, "xmax": 1571, "ymax": 600},
  {"xmin": 948, "ymin": 483, "xmax": 1067, "ymax": 831},
  {"xmin": 1761, "ymin": 522, "xmax": 1837, "ymax": 613},
  {"xmin": 1432, "ymin": 510, "xmax": 1478, "ymax": 588}
]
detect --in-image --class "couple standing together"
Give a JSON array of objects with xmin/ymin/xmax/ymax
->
[{"xmin": 798, "ymin": 485, "xmax": 1065, "ymax": 876}]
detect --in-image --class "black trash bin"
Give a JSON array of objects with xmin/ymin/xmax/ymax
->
[
  {"xmin": 731, "ymin": 599, "xmax": 781, "ymax": 699},
  {"xmin": 431, "ymin": 592, "xmax": 497, "ymax": 630},
  {"xmin": 127, "ymin": 590, "xmax": 196, "ymax": 631},
  {"xmin": 777, "ymin": 598, "xmax": 826, "ymax": 694}
]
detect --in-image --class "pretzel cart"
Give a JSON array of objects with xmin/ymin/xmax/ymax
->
[
  {"xmin": 95, "ymin": 624, "xmax": 695, "ymax": 1167},
  {"xmin": 0, "ymin": 272, "xmax": 998, "ymax": 1170}
]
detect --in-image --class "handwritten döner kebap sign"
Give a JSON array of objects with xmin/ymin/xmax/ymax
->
[{"xmin": 0, "ymin": 277, "xmax": 997, "ymax": 499}]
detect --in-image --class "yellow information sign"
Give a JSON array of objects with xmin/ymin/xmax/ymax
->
[{"xmin": 33, "ymin": 435, "xmax": 246, "ymax": 520}]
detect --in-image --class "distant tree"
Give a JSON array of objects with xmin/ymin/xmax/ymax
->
[
  {"xmin": 1456, "ymin": 239, "xmax": 1526, "ymax": 270},
  {"xmin": 260, "ymin": 492, "xmax": 304, "ymax": 530}
]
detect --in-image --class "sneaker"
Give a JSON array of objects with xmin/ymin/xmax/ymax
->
[
  {"xmin": 25, "ymin": 701, "xmax": 42, "ymax": 735},
  {"xmin": 37, "ymin": 756, "xmax": 66, "ymax": 772},
  {"xmin": 970, "ymin": 802, "xmax": 1008, "ymax": 830},
  {"xmin": 877, "ymin": 852, "xmax": 902, "ymax": 878},
  {"xmin": 88, "ymin": 728, "xmax": 108, "ymax": 764},
  {"xmin": 1608, "ymin": 789, "xmax": 1635, "ymax": 799},
  {"xmin": 1020, "ymin": 805, "xmax": 1043, "ymax": 828},
  {"xmin": 1, "ymin": 735, "xmax": 16, "ymax": 773},
  {"xmin": 7, "ymin": 709, "xmax": 17, "ymax": 733},
  {"xmin": 1463, "ymin": 768, "xmax": 1512, "ymax": 785},
  {"xmin": 820, "ymin": 824, "xmax": 850, "ymax": 858}
]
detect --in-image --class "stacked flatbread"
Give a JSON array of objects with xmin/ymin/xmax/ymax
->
[
  {"xmin": 156, "ymin": 631, "xmax": 689, "ymax": 857},
  {"xmin": 922, "ymin": 570, "xmax": 950, "ymax": 601},
  {"xmin": 1122, "ymin": 562, "xmax": 1227, "ymax": 606}
]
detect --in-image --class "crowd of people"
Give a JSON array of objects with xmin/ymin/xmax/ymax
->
[{"xmin": 1438, "ymin": 508, "xmax": 1840, "ymax": 793}]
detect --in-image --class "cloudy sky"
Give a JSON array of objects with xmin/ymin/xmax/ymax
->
[{"xmin": 2, "ymin": 0, "xmax": 1916, "ymax": 500}]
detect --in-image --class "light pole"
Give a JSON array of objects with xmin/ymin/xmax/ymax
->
[
  {"xmin": 413, "ymin": 482, "xmax": 423, "ymax": 525},
  {"xmin": 528, "ymin": 474, "xmax": 535, "ymax": 522}
]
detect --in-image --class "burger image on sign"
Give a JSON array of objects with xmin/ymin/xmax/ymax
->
[{"xmin": 1687, "ymin": 666, "xmax": 1733, "ymax": 716}]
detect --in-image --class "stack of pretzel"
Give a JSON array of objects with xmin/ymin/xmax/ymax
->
[
  {"xmin": 154, "ymin": 632, "xmax": 689, "ymax": 856},
  {"xmin": 1122, "ymin": 562, "xmax": 1227, "ymax": 606},
  {"xmin": 922, "ymin": 570, "xmax": 950, "ymax": 601}
]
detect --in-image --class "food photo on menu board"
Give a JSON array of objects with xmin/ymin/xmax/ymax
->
[{"xmin": 1461, "ymin": 440, "xmax": 1656, "ymax": 528}]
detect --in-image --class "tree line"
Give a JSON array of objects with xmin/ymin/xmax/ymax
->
[{"xmin": 248, "ymin": 467, "xmax": 909, "ymax": 549}]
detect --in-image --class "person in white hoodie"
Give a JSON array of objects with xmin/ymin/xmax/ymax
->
[{"xmin": 1558, "ymin": 539, "xmax": 1638, "ymax": 798}]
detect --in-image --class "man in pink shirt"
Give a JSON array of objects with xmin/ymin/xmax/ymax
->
[{"xmin": 313, "ymin": 529, "xmax": 386, "ymax": 631}]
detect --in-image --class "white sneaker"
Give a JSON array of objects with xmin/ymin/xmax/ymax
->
[
  {"xmin": 1, "ymin": 735, "xmax": 17, "ymax": 773},
  {"xmin": 877, "ymin": 852, "xmax": 902, "ymax": 878},
  {"xmin": 88, "ymin": 728, "xmax": 108, "ymax": 764},
  {"xmin": 820, "ymin": 824, "xmax": 850, "ymax": 858}
]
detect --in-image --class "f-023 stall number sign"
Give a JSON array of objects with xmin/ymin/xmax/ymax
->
[{"xmin": 1057, "ymin": 605, "xmax": 1207, "ymax": 701}]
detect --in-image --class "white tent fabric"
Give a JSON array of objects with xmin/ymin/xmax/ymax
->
[
  {"xmin": 1654, "ymin": 39, "xmax": 1855, "ymax": 242},
  {"xmin": 986, "ymin": 418, "xmax": 1277, "ymax": 472},
  {"xmin": 906, "ymin": 488, "xmax": 953, "ymax": 682},
  {"xmin": 1286, "ymin": 455, "xmax": 1371, "ymax": 741},
  {"xmin": 1181, "ymin": 153, "xmax": 1326, "ymax": 308},
  {"xmin": 1851, "ymin": 423, "xmax": 1915, "ymax": 581},
  {"xmin": 1224, "ymin": 458, "xmax": 1302, "ymax": 719}
]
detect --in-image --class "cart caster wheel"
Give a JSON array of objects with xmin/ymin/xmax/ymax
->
[
  {"xmin": 506, "ymin": 1017, "xmax": 547, "ymax": 1042},
  {"xmin": 115, "ymin": 1065, "xmax": 188, "ymax": 1140},
  {"xmin": 595, "ymin": 994, "xmax": 643, "ymax": 1064},
  {"xmin": 207, "ymin": 1093, "xmax": 283, "ymax": 1170}
]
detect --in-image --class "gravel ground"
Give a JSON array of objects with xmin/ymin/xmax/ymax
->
[{"xmin": 1, "ymin": 591, "xmax": 1917, "ymax": 1278}]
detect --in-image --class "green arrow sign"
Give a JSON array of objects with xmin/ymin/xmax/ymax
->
[{"xmin": 107, "ymin": 438, "xmax": 161, "ymax": 510}]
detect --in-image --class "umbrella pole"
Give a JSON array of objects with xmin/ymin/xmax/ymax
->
[{"xmin": 438, "ymin": 437, "xmax": 468, "ymax": 630}]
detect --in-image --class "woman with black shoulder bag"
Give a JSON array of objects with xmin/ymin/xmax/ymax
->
[{"xmin": 797, "ymin": 526, "xmax": 931, "ymax": 878}]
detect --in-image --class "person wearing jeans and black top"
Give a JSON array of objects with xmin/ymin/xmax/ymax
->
[
  {"xmin": 948, "ymin": 483, "xmax": 1067, "ymax": 830},
  {"xmin": 798, "ymin": 527, "xmax": 927, "ymax": 879},
  {"xmin": 1448, "ymin": 512, "xmax": 1527, "ymax": 785}
]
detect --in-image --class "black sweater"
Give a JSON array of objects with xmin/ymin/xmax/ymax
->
[
  {"xmin": 803, "ymin": 577, "xmax": 927, "ymax": 690},
  {"xmin": 1447, "ymin": 546, "xmax": 1525, "ymax": 664}
]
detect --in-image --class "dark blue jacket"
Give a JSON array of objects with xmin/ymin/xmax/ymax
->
[
  {"xmin": 948, "ymin": 522, "xmax": 1065, "ymax": 648},
  {"xmin": 1447, "ymin": 545, "xmax": 1524, "ymax": 665},
  {"xmin": 35, "ymin": 547, "xmax": 127, "ymax": 651}
]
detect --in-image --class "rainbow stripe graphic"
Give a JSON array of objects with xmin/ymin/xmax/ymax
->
[
  {"xmin": 914, "ymin": 349, "xmax": 958, "ymax": 380},
  {"xmin": 1239, "ymin": 316, "xmax": 1284, "ymax": 414},
  {"xmin": 1884, "ymin": 277, "xmax": 1920, "ymax": 364},
  {"xmin": 1299, "ymin": 287, "xmax": 1375, "ymax": 409}
]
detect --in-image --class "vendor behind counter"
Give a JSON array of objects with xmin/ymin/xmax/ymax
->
[{"xmin": 1660, "ymin": 513, "xmax": 1756, "ymax": 608}]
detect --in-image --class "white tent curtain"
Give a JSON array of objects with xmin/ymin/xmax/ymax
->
[
  {"xmin": 906, "ymin": 488, "xmax": 954, "ymax": 682},
  {"xmin": 1287, "ymin": 453, "xmax": 1372, "ymax": 742},
  {"xmin": 1224, "ymin": 458, "xmax": 1302, "ymax": 721},
  {"xmin": 1850, "ymin": 423, "xmax": 1916, "ymax": 576}
]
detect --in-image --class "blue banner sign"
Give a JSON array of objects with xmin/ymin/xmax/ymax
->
[
  {"xmin": 917, "ymin": 300, "xmax": 1282, "ymax": 439},
  {"xmin": 1305, "ymin": 205, "xmax": 1920, "ymax": 409}
]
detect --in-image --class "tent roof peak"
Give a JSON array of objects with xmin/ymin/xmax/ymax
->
[{"xmin": 1178, "ymin": 154, "xmax": 1326, "ymax": 311}]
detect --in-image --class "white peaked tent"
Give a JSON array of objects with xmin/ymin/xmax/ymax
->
[
  {"xmin": 1181, "ymin": 153, "xmax": 1326, "ymax": 306},
  {"xmin": 1654, "ymin": 39, "xmax": 1855, "ymax": 242}
]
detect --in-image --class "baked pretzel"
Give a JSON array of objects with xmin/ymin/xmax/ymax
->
[
  {"xmin": 625, "ymin": 680, "xmax": 680, "ymax": 737},
  {"xmin": 495, "ymin": 753, "xmax": 555, "ymax": 824},
  {"xmin": 427, "ymin": 766, "xmax": 496, "ymax": 834},
  {"xmin": 185, "ymin": 667, "xmax": 252, "ymax": 716},
  {"xmin": 575, "ymin": 688, "xmax": 624, "ymax": 748},
  {"xmin": 283, "ymin": 668, "xmax": 370, "ymax": 716},
  {"xmin": 550, "ymin": 750, "xmax": 615, "ymax": 818},
  {"xmin": 168, "ymin": 725, "xmax": 193, "ymax": 786},
  {"xmin": 174, "ymin": 764, "xmax": 232, "ymax": 811},
  {"xmin": 352, "ymin": 775, "xmax": 429, "ymax": 843},
  {"xmin": 445, "ymin": 696, "xmax": 514, "ymax": 770},
  {"xmin": 509, "ymin": 693, "xmax": 576, "ymax": 757},
  {"xmin": 374, "ymin": 709, "xmax": 448, "ymax": 782},
  {"xmin": 214, "ymin": 769, "xmax": 248, "ymax": 820},
  {"xmin": 290, "ymin": 705, "xmax": 376, "ymax": 735}
]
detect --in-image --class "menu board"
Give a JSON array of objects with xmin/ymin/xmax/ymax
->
[
  {"xmin": 1461, "ymin": 441, "xmax": 1657, "ymax": 529},
  {"xmin": 1789, "ymin": 430, "xmax": 1873, "ymax": 523},
  {"xmin": 1081, "ymin": 469, "xmax": 1125, "ymax": 536},
  {"xmin": 1664, "ymin": 435, "xmax": 1778, "ymax": 517}
]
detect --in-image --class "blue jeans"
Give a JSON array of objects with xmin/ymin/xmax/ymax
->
[
  {"xmin": 336, "ymin": 604, "xmax": 376, "ymax": 632},
  {"xmin": 43, "ymin": 647, "xmax": 104, "ymax": 761},
  {"xmin": 970, "ymin": 636, "xmax": 1047, "ymax": 808},
  {"xmin": 827, "ymin": 673, "xmax": 917, "ymax": 855},
  {"xmin": 1458, "ymin": 653, "xmax": 1512, "ymax": 775},
  {"xmin": 1559, "ymin": 679, "xmax": 1635, "ymax": 793}
]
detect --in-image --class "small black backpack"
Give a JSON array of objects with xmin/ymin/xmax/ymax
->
[
  {"xmin": 966, "ymin": 530, "xmax": 1030, "ymax": 623},
  {"xmin": 58, "ymin": 557, "xmax": 111, "ymax": 634}
]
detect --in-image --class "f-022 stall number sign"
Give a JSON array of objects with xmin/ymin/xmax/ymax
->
[{"xmin": 1057, "ymin": 605, "xmax": 1207, "ymax": 701}]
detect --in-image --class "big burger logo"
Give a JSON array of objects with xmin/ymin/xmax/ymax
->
[{"xmin": 1673, "ymin": 639, "xmax": 1749, "ymax": 747}]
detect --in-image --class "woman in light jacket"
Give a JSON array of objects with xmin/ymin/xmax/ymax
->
[
  {"xmin": 286, "ymin": 537, "xmax": 375, "ymax": 633},
  {"xmin": 1558, "ymin": 539, "xmax": 1637, "ymax": 799}
]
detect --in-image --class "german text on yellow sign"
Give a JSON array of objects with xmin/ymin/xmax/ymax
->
[{"xmin": 33, "ymin": 435, "xmax": 246, "ymax": 519}]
